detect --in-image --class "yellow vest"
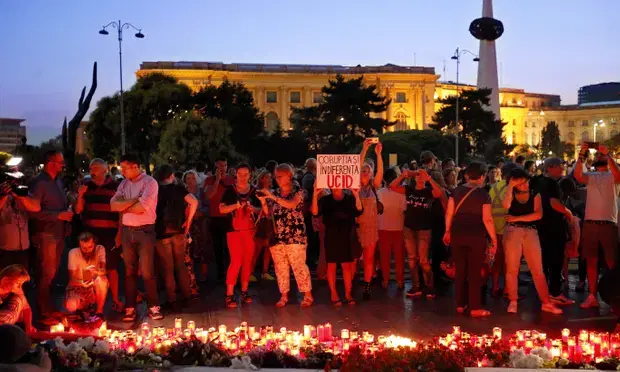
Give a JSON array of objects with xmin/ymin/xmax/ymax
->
[{"xmin": 489, "ymin": 180, "xmax": 508, "ymax": 235}]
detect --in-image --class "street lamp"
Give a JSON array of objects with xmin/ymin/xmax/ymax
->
[
  {"xmin": 99, "ymin": 20, "xmax": 145, "ymax": 155},
  {"xmin": 594, "ymin": 119, "xmax": 605, "ymax": 142},
  {"xmin": 451, "ymin": 48, "xmax": 479, "ymax": 166}
]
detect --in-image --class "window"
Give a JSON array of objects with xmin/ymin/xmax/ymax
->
[
  {"xmin": 266, "ymin": 91, "xmax": 277, "ymax": 103},
  {"xmin": 395, "ymin": 92, "xmax": 407, "ymax": 103},
  {"xmin": 612, "ymin": 118, "xmax": 618, "ymax": 125},
  {"xmin": 394, "ymin": 112, "xmax": 408, "ymax": 131},
  {"xmin": 512, "ymin": 119, "xmax": 516, "ymax": 126},
  {"xmin": 512, "ymin": 98, "xmax": 517, "ymax": 105},
  {"xmin": 312, "ymin": 92, "xmax": 323, "ymax": 104},
  {"xmin": 568, "ymin": 120, "xmax": 575, "ymax": 127},
  {"xmin": 582, "ymin": 131, "xmax": 590, "ymax": 141},
  {"xmin": 265, "ymin": 112, "xmax": 279, "ymax": 131},
  {"xmin": 611, "ymin": 130, "xmax": 618, "ymax": 138},
  {"xmin": 567, "ymin": 132, "xmax": 575, "ymax": 142},
  {"xmin": 289, "ymin": 91, "xmax": 301, "ymax": 103},
  {"xmin": 524, "ymin": 122, "xmax": 529, "ymax": 128},
  {"xmin": 582, "ymin": 120, "xmax": 588, "ymax": 126},
  {"xmin": 512, "ymin": 132, "xmax": 517, "ymax": 144}
]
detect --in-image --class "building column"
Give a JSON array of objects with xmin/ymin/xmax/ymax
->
[
  {"xmin": 303, "ymin": 86, "xmax": 311, "ymax": 106},
  {"xmin": 280, "ymin": 86, "xmax": 289, "ymax": 130},
  {"xmin": 257, "ymin": 88, "xmax": 265, "ymax": 128},
  {"xmin": 409, "ymin": 83, "xmax": 417, "ymax": 130},
  {"xmin": 385, "ymin": 83, "xmax": 393, "ymax": 128}
]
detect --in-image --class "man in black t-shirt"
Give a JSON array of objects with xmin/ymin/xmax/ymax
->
[
  {"xmin": 155, "ymin": 165, "xmax": 199, "ymax": 306},
  {"xmin": 532, "ymin": 158, "xmax": 575, "ymax": 306}
]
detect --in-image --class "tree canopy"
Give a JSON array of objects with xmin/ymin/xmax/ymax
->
[
  {"xmin": 153, "ymin": 111, "xmax": 238, "ymax": 167},
  {"xmin": 431, "ymin": 88, "xmax": 511, "ymax": 163},
  {"xmin": 291, "ymin": 75, "xmax": 394, "ymax": 153}
]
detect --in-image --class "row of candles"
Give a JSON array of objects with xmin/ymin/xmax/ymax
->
[{"xmin": 49, "ymin": 321, "xmax": 620, "ymax": 363}]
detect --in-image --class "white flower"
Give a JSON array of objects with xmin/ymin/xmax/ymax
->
[
  {"xmin": 65, "ymin": 342, "xmax": 84, "ymax": 357},
  {"xmin": 229, "ymin": 356, "xmax": 258, "ymax": 370},
  {"xmin": 530, "ymin": 347, "xmax": 552, "ymax": 361},
  {"xmin": 163, "ymin": 360, "xmax": 172, "ymax": 369},
  {"xmin": 515, "ymin": 354, "xmax": 544, "ymax": 369},
  {"xmin": 77, "ymin": 336, "xmax": 95, "ymax": 351},
  {"xmin": 136, "ymin": 347, "xmax": 150, "ymax": 356},
  {"xmin": 54, "ymin": 337, "xmax": 66, "ymax": 352},
  {"xmin": 149, "ymin": 353, "xmax": 162, "ymax": 363},
  {"xmin": 92, "ymin": 340, "xmax": 110, "ymax": 355}
]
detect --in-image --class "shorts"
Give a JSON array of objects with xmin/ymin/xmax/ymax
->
[
  {"xmin": 66, "ymin": 285, "xmax": 96, "ymax": 311},
  {"xmin": 581, "ymin": 221, "xmax": 618, "ymax": 266}
]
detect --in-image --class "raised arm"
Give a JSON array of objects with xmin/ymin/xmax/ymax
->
[
  {"xmin": 359, "ymin": 139, "xmax": 371, "ymax": 168},
  {"xmin": 506, "ymin": 194, "xmax": 543, "ymax": 223},
  {"xmin": 600, "ymin": 145, "xmax": 620, "ymax": 183},
  {"xmin": 373, "ymin": 142, "xmax": 384, "ymax": 189},
  {"xmin": 502, "ymin": 180, "xmax": 515, "ymax": 210},
  {"xmin": 389, "ymin": 171, "xmax": 409, "ymax": 194},
  {"xmin": 574, "ymin": 144, "xmax": 589, "ymax": 185}
]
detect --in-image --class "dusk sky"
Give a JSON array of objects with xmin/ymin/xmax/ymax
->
[{"xmin": 1, "ymin": 0, "xmax": 618, "ymax": 145}]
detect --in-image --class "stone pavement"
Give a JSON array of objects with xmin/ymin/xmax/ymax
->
[{"xmin": 78, "ymin": 269, "xmax": 616, "ymax": 341}]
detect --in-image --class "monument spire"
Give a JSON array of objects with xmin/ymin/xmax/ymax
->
[{"xmin": 470, "ymin": 0, "xmax": 504, "ymax": 120}]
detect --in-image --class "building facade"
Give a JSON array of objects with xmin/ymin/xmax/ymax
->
[
  {"xmin": 137, "ymin": 61, "xmax": 620, "ymax": 155},
  {"xmin": 0, "ymin": 118, "xmax": 26, "ymax": 153},
  {"xmin": 578, "ymin": 82, "xmax": 620, "ymax": 105}
]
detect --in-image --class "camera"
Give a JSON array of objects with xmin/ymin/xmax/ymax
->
[{"xmin": 0, "ymin": 168, "xmax": 29, "ymax": 197}]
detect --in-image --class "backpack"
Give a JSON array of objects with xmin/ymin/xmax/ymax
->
[
  {"xmin": 162, "ymin": 185, "xmax": 187, "ymax": 234},
  {"xmin": 231, "ymin": 186, "xmax": 256, "ymax": 231}
]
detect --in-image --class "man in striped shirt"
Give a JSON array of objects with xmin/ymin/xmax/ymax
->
[{"xmin": 75, "ymin": 158, "xmax": 123, "ymax": 312}]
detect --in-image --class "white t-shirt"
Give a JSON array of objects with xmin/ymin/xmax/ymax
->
[
  {"xmin": 377, "ymin": 188, "xmax": 407, "ymax": 231},
  {"xmin": 67, "ymin": 245, "xmax": 106, "ymax": 285},
  {"xmin": 584, "ymin": 172, "xmax": 620, "ymax": 223}
]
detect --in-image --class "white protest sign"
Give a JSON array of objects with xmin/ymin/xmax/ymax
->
[{"xmin": 317, "ymin": 154, "xmax": 361, "ymax": 189}]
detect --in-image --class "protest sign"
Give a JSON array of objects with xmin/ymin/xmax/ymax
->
[{"xmin": 317, "ymin": 154, "xmax": 360, "ymax": 189}]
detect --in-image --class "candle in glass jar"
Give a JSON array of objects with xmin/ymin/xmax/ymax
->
[
  {"xmin": 187, "ymin": 321, "xmax": 195, "ymax": 331},
  {"xmin": 304, "ymin": 325, "xmax": 311, "ymax": 340},
  {"xmin": 219, "ymin": 325, "xmax": 227, "ymax": 335},
  {"xmin": 493, "ymin": 327, "xmax": 502, "ymax": 339},
  {"xmin": 174, "ymin": 318, "xmax": 183, "ymax": 329},
  {"xmin": 317, "ymin": 325, "xmax": 325, "ymax": 341},
  {"xmin": 325, "ymin": 323, "xmax": 332, "ymax": 340},
  {"xmin": 341, "ymin": 329, "xmax": 350, "ymax": 339},
  {"xmin": 562, "ymin": 328, "xmax": 570, "ymax": 342},
  {"xmin": 453, "ymin": 326, "xmax": 461, "ymax": 338}
]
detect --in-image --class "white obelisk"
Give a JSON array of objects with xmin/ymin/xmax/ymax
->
[{"xmin": 476, "ymin": 0, "xmax": 501, "ymax": 120}]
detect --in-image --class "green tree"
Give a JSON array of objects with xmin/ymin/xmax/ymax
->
[
  {"xmin": 291, "ymin": 75, "xmax": 393, "ymax": 153},
  {"xmin": 153, "ymin": 111, "xmax": 238, "ymax": 168},
  {"xmin": 540, "ymin": 121, "xmax": 564, "ymax": 158},
  {"xmin": 249, "ymin": 124, "xmax": 312, "ymax": 167},
  {"xmin": 431, "ymin": 88, "xmax": 511, "ymax": 162},
  {"xmin": 87, "ymin": 73, "xmax": 193, "ymax": 170},
  {"xmin": 193, "ymin": 80, "xmax": 264, "ymax": 157}
]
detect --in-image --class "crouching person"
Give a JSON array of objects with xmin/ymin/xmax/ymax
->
[
  {"xmin": 0, "ymin": 265, "xmax": 35, "ymax": 333},
  {"xmin": 65, "ymin": 232, "xmax": 108, "ymax": 319}
]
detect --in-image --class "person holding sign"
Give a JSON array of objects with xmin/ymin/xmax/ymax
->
[
  {"xmin": 357, "ymin": 138, "xmax": 384, "ymax": 300},
  {"xmin": 311, "ymin": 180, "xmax": 363, "ymax": 307}
]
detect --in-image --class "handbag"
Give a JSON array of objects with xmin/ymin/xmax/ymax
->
[
  {"xmin": 371, "ymin": 187, "xmax": 384, "ymax": 215},
  {"xmin": 254, "ymin": 209, "xmax": 275, "ymax": 242}
]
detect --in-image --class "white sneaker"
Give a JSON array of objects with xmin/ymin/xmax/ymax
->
[
  {"xmin": 542, "ymin": 303, "xmax": 563, "ymax": 315},
  {"xmin": 507, "ymin": 301, "xmax": 518, "ymax": 314},
  {"xmin": 580, "ymin": 294, "xmax": 600, "ymax": 309}
]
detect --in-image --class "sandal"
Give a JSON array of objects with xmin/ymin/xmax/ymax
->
[
  {"xmin": 332, "ymin": 299, "xmax": 343, "ymax": 308},
  {"xmin": 344, "ymin": 298, "xmax": 356, "ymax": 305},
  {"xmin": 240, "ymin": 291, "xmax": 253, "ymax": 304},
  {"xmin": 301, "ymin": 296, "xmax": 314, "ymax": 308},
  {"xmin": 112, "ymin": 301, "xmax": 125, "ymax": 313},
  {"xmin": 470, "ymin": 309, "xmax": 491, "ymax": 318},
  {"xmin": 225, "ymin": 295, "xmax": 237, "ymax": 309},
  {"xmin": 276, "ymin": 295, "xmax": 288, "ymax": 308}
]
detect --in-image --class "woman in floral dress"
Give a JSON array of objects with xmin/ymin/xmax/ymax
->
[
  {"xmin": 259, "ymin": 164, "xmax": 313, "ymax": 308},
  {"xmin": 357, "ymin": 138, "xmax": 383, "ymax": 299}
]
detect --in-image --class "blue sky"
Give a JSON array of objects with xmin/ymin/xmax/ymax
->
[{"xmin": 0, "ymin": 0, "xmax": 618, "ymax": 144}]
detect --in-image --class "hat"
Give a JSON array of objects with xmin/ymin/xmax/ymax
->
[
  {"xmin": 543, "ymin": 157, "xmax": 563, "ymax": 170},
  {"xmin": 420, "ymin": 151, "xmax": 436, "ymax": 165}
]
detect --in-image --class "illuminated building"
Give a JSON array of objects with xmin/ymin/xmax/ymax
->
[
  {"xmin": 137, "ymin": 62, "xmax": 620, "ymax": 154},
  {"xmin": 0, "ymin": 118, "xmax": 26, "ymax": 153}
]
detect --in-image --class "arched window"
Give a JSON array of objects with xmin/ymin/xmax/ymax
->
[
  {"xmin": 394, "ymin": 112, "xmax": 408, "ymax": 131},
  {"xmin": 512, "ymin": 132, "xmax": 517, "ymax": 145},
  {"xmin": 265, "ymin": 111, "xmax": 279, "ymax": 132},
  {"xmin": 581, "ymin": 131, "xmax": 590, "ymax": 141},
  {"xmin": 567, "ymin": 132, "xmax": 575, "ymax": 143}
]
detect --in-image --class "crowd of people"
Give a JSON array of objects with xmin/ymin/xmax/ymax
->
[{"xmin": 0, "ymin": 139, "xmax": 619, "ymax": 332}]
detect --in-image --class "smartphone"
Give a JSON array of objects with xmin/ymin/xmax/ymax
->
[
  {"xmin": 586, "ymin": 141, "xmax": 599, "ymax": 149},
  {"xmin": 368, "ymin": 137, "xmax": 379, "ymax": 144}
]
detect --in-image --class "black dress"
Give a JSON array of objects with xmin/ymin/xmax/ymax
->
[{"xmin": 318, "ymin": 193, "xmax": 363, "ymax": 263}]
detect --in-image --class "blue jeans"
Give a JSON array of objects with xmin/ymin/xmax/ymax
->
[
  {"xmin": 155, "ymin": 234, "xmax": 191, "ymax": 302},
  {"xmin": 33, "ymin": 233, "xmax": 64, "ymax": 314},
  {"xmin": 121, "ymin": 225, "xmax": 158, "ymax": 308}
]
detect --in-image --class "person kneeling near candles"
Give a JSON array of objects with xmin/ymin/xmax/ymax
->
[
  {"xmin": 64, "ymin": 232, "xmax": 108, "ymax": 320},
  {"xmin": 0, "ymin": 265, "xmax": 35, "ymax": 333}
]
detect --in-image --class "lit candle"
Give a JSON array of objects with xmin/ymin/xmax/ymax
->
[
  {"xmin": 325, "ymin": 323, "xmax": 332, "ymax": 340},
  {"xmin": 304, "ymin": 325, "xmax": 311, "ymax": 340},
  {"xmin": 317, "ymin": 325, "xmax": 325, "ymax": 341},
  {"xmin": 341, "ymin": 329, "xmax": 350, "ymax": 340},
  {"xmin": 174, "ymin": 318, "xmax": 183, "ymax": 329},
  {"xmin": 453, "ymin": 326, "xmax": 461, "ymax": 338},
  {"xmin": 580, "ymin": 330, "xmax": 589, "ymax": 342},
  {"xmin": 493, "ymin": 327, "xmax": 502, "ymax": 339},
  {"xmin": 562, "ymin": 328, "xmax": 570, "ymax": 343},
  {"xmin": 219, "ymin": 325, "xmax": 227, "ymax": 335},
  {"xmin": 187, "ymin": 321, "xmax": 195, "ymax": 332},
  {"xmin": 248, "ymin": 326, "xmax": 256, "ymax": 339}
]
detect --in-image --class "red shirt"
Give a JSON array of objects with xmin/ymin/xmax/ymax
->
[{"xmin": 204, "ymin": 175, "xmax": 235, "ymax": 217}]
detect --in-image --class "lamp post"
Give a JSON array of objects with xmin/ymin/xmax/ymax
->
[
  {"xmin": 99, "ymin": 21, "xmax": 145, "ymax": 155},
  {"xmin": 594, "ymin": 120, "xmax": 605, "ymax": 142},
  {"xmin": 451, "ymin": 48, "xmax": 479, "ymax": 166}
]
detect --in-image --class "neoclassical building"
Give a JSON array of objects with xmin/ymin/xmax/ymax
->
[{"xmin": 137, "ymin": 62, "xmax": 620, "ymax": 153}]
